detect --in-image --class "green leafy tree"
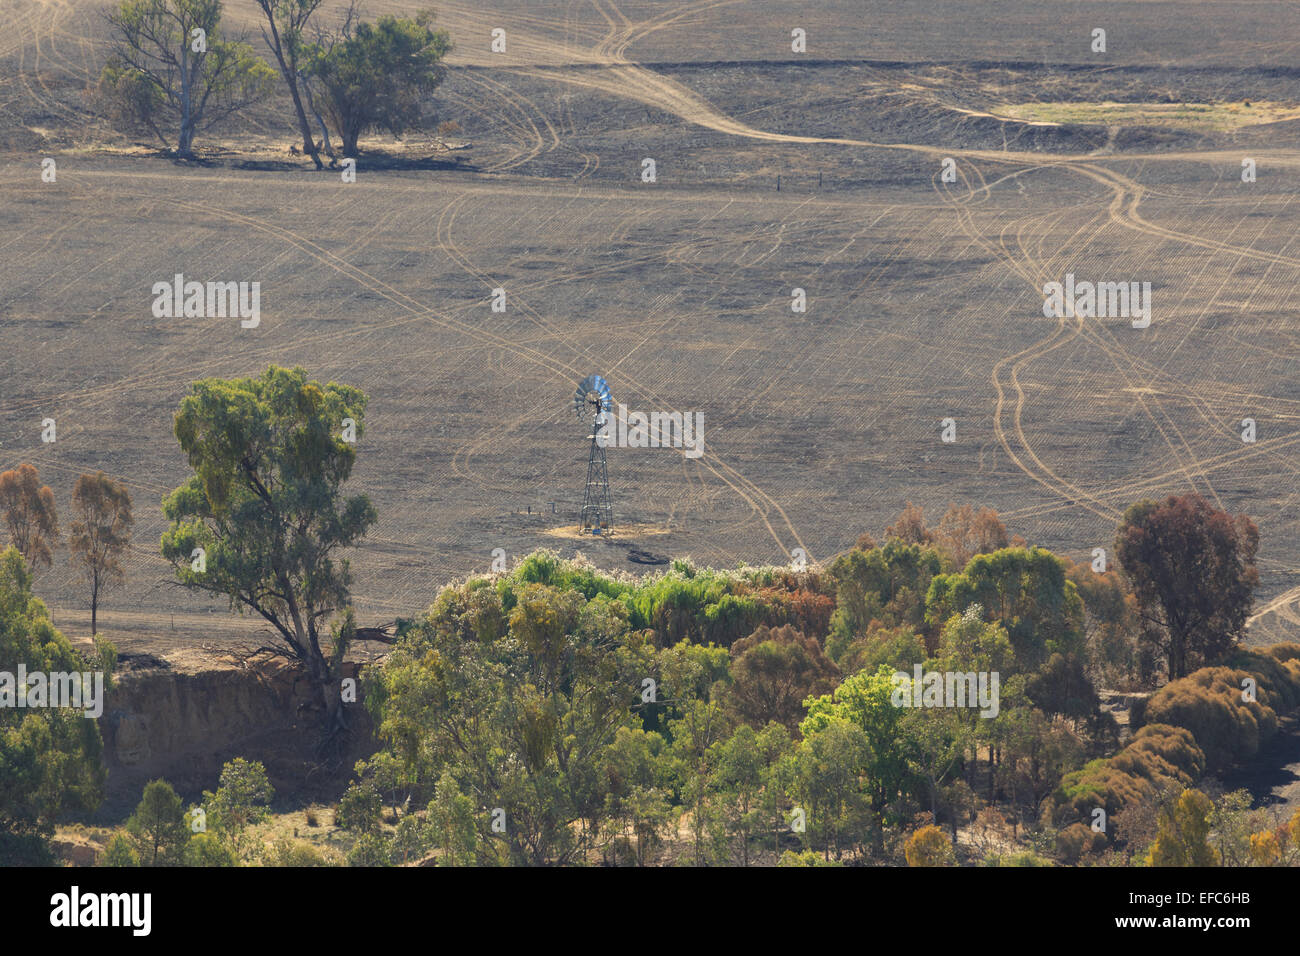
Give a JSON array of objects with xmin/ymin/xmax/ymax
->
[
  {"xmin": 304, "ymin": 10, "xmax": 452, "ymax": 156},
  {"xmin": 367, "ymin": 573, "xmax": 649, "ymax": 865},
  {"xmin": 711, "ymin": 723, "xmax": 765, "ymax": 865},
  {"xmin": 101, "ymin": 0, "xmax": 275, "ymax": 155},
  {"xmin": 0, "ymin": 548, "xmax": 109, "ymax": 863},
  {"xmin": 755, "ymin": 722, "xmax": 795, "ymax": 859},
  {"xmin": 789, "ymin": 719, "xmax": 873, "ymax": 859},
  {"xmin": 667, "ymin": 697, "xmax": 732, "ymax": 865},
  {"xmin": 160, "ymin": 366, "xmax": 377, "ymax": 735},
  {"xmin": 901, "ymin": 706, "xmax": 970, "ymax": 831},
  {"xmin": 926, "ymin": 548, "xmax": 1084, "ymax": 672},
  {"xmin": 1209, "ymin": 789, "xmax": 1266, "ymax": 867},
  {"xmin": 346, "ymin": 831, "xmax": 391, "ymax": 866},
  {"xmin": 827, "ymin": 539, "xmax": 943, "ymax": 654},
  {"xmin": 200, "ymin": 757, "xmax": 274, "ymax": 859},
  {"xmin": 1115, "ymin": 495, "xmax": 1259, "ymax": 679},
  {"xmin": 127, "ymin": 779, "xmax": 188, "ymax": 866},
  {"xmin": 101, "ymin": 832, "xmax": 140, "ymax": 866},
  {"xmin": 427, "ymin": 770, "xmax": 477, "ymax": 866},
  {"xmin": 390, "ymin": 813, "xmax": 432, "ymax": 864},
  {"xmin": 602, "ymin": 727, "xmax": 672, "ymax": 866},
  {"xmin": 801, "ymin": 664, "xmax": 918, "ymax": 855},
  {"xmin": 336, "ymin": 778, "xmax": 383, "ymax": 835}
]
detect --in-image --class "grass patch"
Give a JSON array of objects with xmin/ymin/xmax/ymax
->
[{"xmin": 998, "ymin": 100, "xmax": 1300, "ymax": 132}]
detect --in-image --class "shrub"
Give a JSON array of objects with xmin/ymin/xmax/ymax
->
[
  {"xmin": 904, "ymin": 825, "xmax": 955, "ymax": 866},
  {"xmin": 1056, "ymin": 822, "xmax": 1107, "ymax": 863},
  {"xmin": 1142, "ymin": 667, "xmax": 1275, "ymax": 771},
  {"xmin": 1045, "ymin": 724, "xmax": 1205, "ymax": 827}
]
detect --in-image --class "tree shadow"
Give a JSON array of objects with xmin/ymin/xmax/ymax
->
[{"xmin": 344, "ymin": 149, "xmax": 476, "ymax": 173}]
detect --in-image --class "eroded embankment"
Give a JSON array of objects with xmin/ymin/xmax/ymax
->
[{"xmin": 95, "ymin": 652, "xmax": 377, "ymax": 818}]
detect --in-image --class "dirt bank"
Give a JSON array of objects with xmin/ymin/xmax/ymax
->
[{"xmin": 93, "ymin": 649, "xmax": 378, "ymax": 819}]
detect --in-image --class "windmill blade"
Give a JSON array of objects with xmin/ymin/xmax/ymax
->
[{"xmin": 574, "ymin": 374, "xmax": 613, "ymax": 419}]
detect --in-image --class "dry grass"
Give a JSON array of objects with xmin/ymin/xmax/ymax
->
[{"xmin": 999, "ymin": 100, "xmax": 1300, "ymax": 132}]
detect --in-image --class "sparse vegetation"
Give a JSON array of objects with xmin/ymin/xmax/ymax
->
[{"xmin": 99, "ymin": 0, "xmax": 275, "ymax": 155}]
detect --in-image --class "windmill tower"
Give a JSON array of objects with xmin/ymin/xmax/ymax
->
[{"xmin": 574, "ymin": 374, "xmax": 614, "ymax": 534}]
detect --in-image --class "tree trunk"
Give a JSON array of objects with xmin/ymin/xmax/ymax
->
[
  {"xmin": 286, "ymin": 80, "xmax": 322, "ymax": 169},
  {"xmin": 261, "ymin": 12, "xmax": 323, "ymax": 170},
  {"xmin": 178, "ymin": 45, "xmax": 194, "ymax": 157},
  {"xmin": 342, "ymin": 128, "xmax": 359, "ymax": 159}
]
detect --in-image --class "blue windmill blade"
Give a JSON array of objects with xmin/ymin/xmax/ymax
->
[{"xmin": 574, "ymin": 374, "xmax": 612, "ymax": 419}]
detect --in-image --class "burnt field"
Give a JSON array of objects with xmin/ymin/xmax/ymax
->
[{"xmin": 3, "ymin": 0, "xmax": 1300, "ymax": 649}]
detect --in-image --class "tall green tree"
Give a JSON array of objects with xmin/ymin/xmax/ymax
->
[
  {"xmin": 0, "ymin": 548, "xmax": 110, "ymax": 863},
  {"xmin": 668, "ymin": 697, "xmax": 732, "ymax": 865},
  {"xmin": 1114, "ymin": 495, "xmax": 1259, "ymax": 679},
  {"xmin": 367, "ymin": 577, "xmax": 649, "ymax": 865},
  {"xmin": 801, "ymin": 664, "xmax": 918, "ymax": 854},
  {"xmin": 200, "ymin": 757, "xmax": 274, "ymax": 860},
  {"xmin": 925, "ymin": 547, "xmax": 1084, "ymax": 671},
  {"xmin": 304, "ymin": 10, "xmax": 452, "ymax": 156},
  {"xmin": 711, "ymin": 724, "xmax": 765, "ymax": 865},
  {"xmin": 160, "ymin": 366, "xmax": 376, "ymax": 735},
  {"xmin": 788, "ymin": 719, "xmax": 873, "ymax": 860},
  {"xmin": 126, "ymin": 779, "xmax": 188, "ymax": 866}
]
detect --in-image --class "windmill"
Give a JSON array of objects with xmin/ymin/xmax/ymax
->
[{"xmin": 573, "ymin": 374, "xmax": 614, "ymax": 534}]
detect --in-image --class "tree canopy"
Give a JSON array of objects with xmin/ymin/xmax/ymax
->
[
  {"xmin": 160, "ymin": 365, "xmax": 376, "ymax": 734},
  {"xmin": 1114, "ymin": 494, "xmax": 1258, "ymax": 679},
  {"xmin": 304, "ymin": 10, "xmax": 452, "ymax": 156}
]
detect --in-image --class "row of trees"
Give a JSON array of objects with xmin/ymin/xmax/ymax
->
[
  {"xmin": 3, "ymin": 362, "xmax": 1278, "ymax": 865},
  {"xmin": 101, "ymin": 759, "xmax": 282, "ymax": 866},
  {"xmin": 99, "ymin": 0, "xmax": 453, "ymax": 160},
  {"xmin": 126, "ymin": 365, "xmax": 1275, "ymax": 865},
  {"xmin": 877, "ymin": 495, "xmax": 1260, "ymax": 684},
  {"xmin": 1, "ymin": 465, "xmax": 133, "ymax": 635},
  {"xmin": 313, "ymin": 533, "xmax": 1237, "ymax": 864},
  {"xmin": 88, "ymin": 751, "xmax": 1300, "ymax": 868},
  {"xmin": 0, "ymin": 549, "xmax": 115, "ymax": 864}
]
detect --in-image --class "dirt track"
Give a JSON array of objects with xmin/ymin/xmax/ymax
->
[{"xmin": 3, "ymin": 0, "xmax": 1300, "ymax": 646}]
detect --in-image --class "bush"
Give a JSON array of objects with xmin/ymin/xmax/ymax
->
[
  {"xmin": 1142, "ymin": 667, "xmax": 1276, "ymax": 771},
  {"xmin": 777, "ymin": 850, "xmax": 844, "ymax": 867},
  {"xmin": 100, "ymin": 832, "xmax": 139, "ymax": 867},
  {"xmin": 335, "ymin": 781, "xmax": 383, "ymax": 834},
  {"xmin": 267, "ymin": 838, "xmax": 334, "ymax": 867},
  {"xmin": 1046, "ymin": 724, "xmax": 1205, "ymax": 827},
  {"xmin": 183, "ymin": 832, "xmax": 238, "ymax": 866},
  {"xmin": 1056, "ymin": 822, "xmax": 1107, "ymax": 863},
  {"xmin": 904, "ymin": 825, "xmax": 955, "ymax": 866},
  {"xmin": 346, "ymin": 832, "xmax": 392, "ymax": 867}
]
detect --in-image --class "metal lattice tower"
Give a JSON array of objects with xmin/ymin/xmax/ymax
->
[{"xmin": 574, "ymin": 375, "xmax": 614, "ymax": 533}]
